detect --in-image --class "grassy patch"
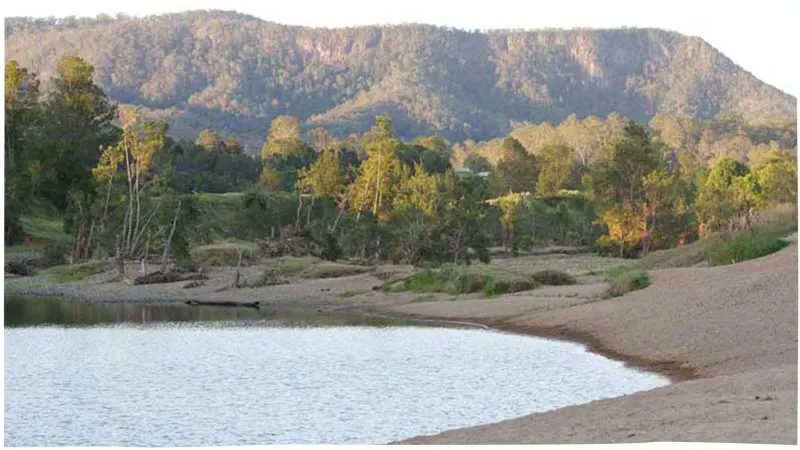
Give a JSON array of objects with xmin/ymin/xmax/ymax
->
[
  {"xmin": 339, "ymin": 289, "xmax": 368, "ymax": 298},
  {"xmin": 394, "ymin": 266, "xmax": 539, "ymax": 296},
  {"xmin": 605, "ymin": 270, "xmax": 650, "ymax": 298},
  {"xmin": 265, "ymin": 256, "xmax": 372, "ymax": 279},
  {"xmin": 708, "ymin": 232, "xmax": 790, "ymax": 266},
  {"xmin": 191, "ymin": 241, "xmax": 261, "ymax": 267},
  {"xmin": 531, "ymin": 270, "xmax": 576, "ymax": 286},
  {"xmin": 374, "ymin": 264, "xmax": 416, "ymax": 283},
  {"xmin": 636, "ymin": 234, "xmax": 727, "ymax": 270},
  {"xmin": 603, "ymin": 264, "xmax": 634, "ymax": 283},
  {"xmin": 638, "ymin": 205, "xmax": 796, "ymax": 270},
  {"xmin": 40, "ymin": 261, "xmax": 112, "ymax": 282}
]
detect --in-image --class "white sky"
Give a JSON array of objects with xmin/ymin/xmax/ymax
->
[{"xmin": 4, "ymin": 0, "xmax": 800, "ymax": 97}]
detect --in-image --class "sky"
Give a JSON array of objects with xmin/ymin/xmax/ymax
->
[{"xmin": 4, "ymin": 0, "xmax": 799, "ymax": 97}]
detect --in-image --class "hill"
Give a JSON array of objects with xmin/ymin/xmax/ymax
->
[{"xmin": 5, "ymin": 11, "xmax": 797, "ymax": 151}]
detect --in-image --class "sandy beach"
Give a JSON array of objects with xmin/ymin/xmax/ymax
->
[{"xmin": 4, "ymin": 239, "xmax": 798, "ymax": 444}]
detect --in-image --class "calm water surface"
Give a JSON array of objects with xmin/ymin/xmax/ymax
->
[{"xmin": 4, "ymin": 297, "xmax": 669, "ymax": 446}]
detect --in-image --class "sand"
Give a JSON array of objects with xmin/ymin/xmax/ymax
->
[
  {"xmin": 392, "ymin": 238, "xmax": 798, "ymax": 444},
  {"xmin": 4, "ymin": 240, "xmax": 797, "ymax": 444}
]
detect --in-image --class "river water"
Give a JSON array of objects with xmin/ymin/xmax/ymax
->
[{"xmin": 4, "ymin": 296, "xmax": 669, "ymax": 446}]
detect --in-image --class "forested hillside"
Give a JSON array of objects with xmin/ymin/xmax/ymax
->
[{"xmin": 5, "ymin": 11, "xmax": 796, "ymax": 151}]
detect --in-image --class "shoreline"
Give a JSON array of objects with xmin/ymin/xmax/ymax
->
[{"xmin": 4, "ymin": 241, "xmax": 797, "ymax": 444}]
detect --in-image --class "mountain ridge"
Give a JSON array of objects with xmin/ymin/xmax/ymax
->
[{"xmin": 5, "ymin": 10, "xmax": 796, "ymax": 151}]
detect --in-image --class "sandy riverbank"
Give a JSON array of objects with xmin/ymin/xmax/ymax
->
[{"xmin": 4, "ymin": 242, "xmax": 797, "ymax": 444}]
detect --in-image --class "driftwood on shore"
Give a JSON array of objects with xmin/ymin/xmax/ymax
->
[{"xmin": 185, "ymin": 299, "xmax": 261, "ymax": 309}]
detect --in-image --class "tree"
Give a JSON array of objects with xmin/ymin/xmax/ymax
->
[
  {"xmin": 223, "ymin": 136, "xmax": 245, "ymax": 154},
  {"xmin": 537, "ymin": 143, "xmax": 574, "ymax": 197},
  {"xmin": 464, "ymin": 153, "xmax": 492, "ymax": 173},
  {"xmin": 695, "ymin": 157, "xmax": 751, "ymax": 235},
  {"xmin": 756, "ymin": 154, "xmax": 797, "ymax": 205},
  {"xmin": 268, "ymin": 115, "xmax": 302, "ymax": 142},
  {"xmin": 94, "ymin": 107, "xmax": 169, "ymax": 257},
  {"xmin": 491, "ymin": 137, "xmax": 538, "ymax": 195},
  {"xmin": 40, "ymin": 56, "xmax": 117, "ymax": 212},
  {"xmin": 350, "ymin": 116, "xmax": 404, "ymax": 221},
  {"xmin": 297, "ymin": 148, "xmax": 345, "ymax": 200},
  {"xmin": 195, "ymin": 129, "xmax": 224, "ymax": 151},
  {"xmin": 4, "ymin": 60, "xmax": 41, "ymax": 243}
]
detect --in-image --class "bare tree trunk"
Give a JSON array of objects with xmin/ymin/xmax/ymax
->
[
  {"xmin": 295, "ymin": 194, "xmax": 304, "ymax": 229},
  {"xmin": 131, "ymin": 205, "xmax": 160, "ymax": 253},
  {"xmin": 84, "ymin": 220, "xmax": 95, "ymax": 261},
  {"xmin": 101, "ymin": 174, "xmax": 114, "ymax": 233},
  {"xmin": 233, "ymin": 245, "xmax": 244, "ymax": 288},
  {"xmin": 116, "ymin": 233, "xmax": 124, "ymax": 279},
  {"xmin": 142, "ymin": 229, "xmax": 150, "ymax": 276},
  {"xmin": 306, "ymin": 195, "xmax": 315, "ymax": 227},
  {"xmin": 160, "ymin": 200, "xmax": 182, "ymax": 273}
]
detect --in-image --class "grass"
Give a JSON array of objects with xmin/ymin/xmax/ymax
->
[
  {"xmin": 191, "ymin": 241, "xmax": 262, "ymax": 267},
  {"xmin": 638, "ymin": 205, "xmax": 797, "ymax": 270},
  {"xmin": 39, "ymin": 261, "xmax": 113, "ymax": 282},
  {"xmin": 339, "ymin": 289, "xmax": 369, "ymax": 298},
  {"xmin": 391, "ymin": 265, "xmax": 540, "ymax": 296},
  {"xmin": 531, "ymin": 270, "xmax": 576, "ymax": 286},
  {"xmin": 603, "ymin": 264, "xmax": 635, "ymax": 283},
  {"xmin": 374, "ymin": 264, "xmax": 416, "ymax": 283},
  {"xmin": 264, "ymin": 256, "xmax": 372, "ymax": 279},
  {"xmin": 708, "ymin": 232, "xmax": 790, "ymax": 266},
  {"xmin": 605, "ymin": 270, "xmax": 650, "ymax": 298}
]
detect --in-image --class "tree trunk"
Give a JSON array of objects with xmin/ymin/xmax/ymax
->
[
  {"xmin": 306, "ymin": 195, "xmax": 315, "ymax": 227},
  {"xmin": 84, "ymin": 220, "xmax": 95, "ymax": 261},
  {"xmin": 160, "ymin": 200, "xmax": 182, "ymax": 273},
  {"xmin": 233, "ymin": 245, "xmax": 244, "ymax": 288},
  {"xmin": 101, "ymin": 173, "xmax": 114, "ymax": 233},
  {"xmin": 116, "ymin": 233, "xmax": 124, "ymax": 279},
  {"xmin": 295, "ymin": 194, "xmax": 304, "ymax": 229}
]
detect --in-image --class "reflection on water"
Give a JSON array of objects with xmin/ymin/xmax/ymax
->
[{"xmin": 3, "ymin": 296, "xmax": 425, "ymax": 328}]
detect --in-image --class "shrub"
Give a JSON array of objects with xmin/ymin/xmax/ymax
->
[
  {"xmin": 42, "ymin": 242, "xmax": 70, "ymax": 267},
  {"xmin": 708, "ymin": 232, "xmax": 790, "ymax": 266},
  {"xmin": 531, "ymin": 270, "xmax": 576, "ymax": 285},
  {"xmin": 399, "ymin": 266, "xmax": 538, "ymax": 296},
  {"xmin": 605, "ymin": 270, "xmax": 650, "ymax": 298}
]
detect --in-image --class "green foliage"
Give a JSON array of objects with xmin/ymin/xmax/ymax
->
[
  {"xmin": 491, "ymin": 137, "xmax": 539, "ymax": 195},
  {"xmin": 605, "ymin": 270, "xmax": 650, "ymax": 298},
  {"xmin": 531, "ymin": 270, "xmax": 577, "ymax": 286},
  {"xmin": 400, "ymin": 266, "xmax": 539, "ymax": 296},
  {"xmin": 708, "ymin": 232, "xmax": 790, "ymax": 266}
]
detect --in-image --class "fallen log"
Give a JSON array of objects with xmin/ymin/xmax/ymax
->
[{"xmin": 185, "ymin": 300, "xmax": 261, "ymax": 309}]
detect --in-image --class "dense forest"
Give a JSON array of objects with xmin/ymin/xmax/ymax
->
[
  {"xmin": 5, "ymin": 56, "xmax": 797, "ymax": 272},
  {"xmin": 5, "ymin": 11, "xmax": 797, "ymax": 150}
]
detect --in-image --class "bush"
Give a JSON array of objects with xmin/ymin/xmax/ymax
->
[
  {"xmin": 399, "ymin": 266, "xmax": 538, "ymax": 296},
  {"xmin": 531, "ymin": 270, "xmax": 576, "ymax": 285},
  {"xmin": 605, "ymin": 270, "xmax": 650, "ymax": 298},
  {"xmin": 708, "ymin": 232, "xmax": 790, "ymax": 266},
  {"xmin": 42, "ymin": 242, "xmax": 70, "ymax": 267}
]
